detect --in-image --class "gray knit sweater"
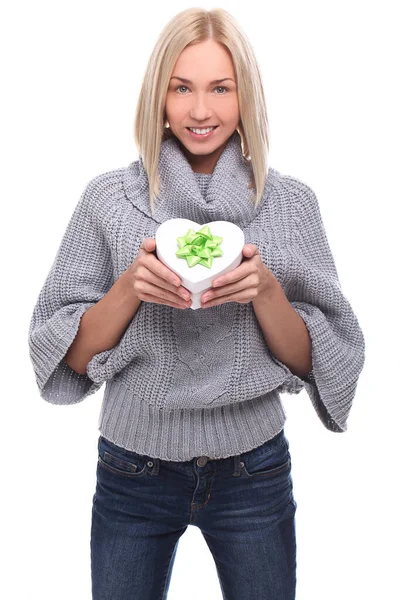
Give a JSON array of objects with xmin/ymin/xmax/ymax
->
[{"xmin": 28, "ymin": 131, "xmax": 366, "ymax": 461}]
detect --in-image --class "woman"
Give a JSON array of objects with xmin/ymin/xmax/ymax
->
[{"xmin": 28, "ymin": 7, "xmax": 365, "ymax": 600}]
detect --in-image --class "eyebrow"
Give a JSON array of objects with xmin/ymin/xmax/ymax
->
[{"xmin": 170, "ymin": 76, "xmax": 236, "ymax": 84}]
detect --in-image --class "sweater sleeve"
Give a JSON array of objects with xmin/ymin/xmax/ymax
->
[
  {"xmin": 271, "ymin": 182, "xmax": 366, "ymax": 432},
  {"xmin": 28, "ymin": 178, "xmax": 115, "ymax": 405}
]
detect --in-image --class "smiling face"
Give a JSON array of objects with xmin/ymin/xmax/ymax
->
[{"xmin": 165, "ymin": 39, "xmax": 240, "ymax": 173}]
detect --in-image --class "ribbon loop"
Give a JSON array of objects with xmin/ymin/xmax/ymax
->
[{"xmin": 176, "ymin": 225, "xmax": 224, "ymax": 268}]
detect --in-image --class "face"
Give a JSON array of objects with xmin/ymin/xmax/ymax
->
[{"xmin": 165, "ymin": 39, "xmax": 240, "ymax": 173}]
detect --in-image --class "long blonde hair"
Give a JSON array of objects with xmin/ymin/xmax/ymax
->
[{"xmin": 133, "ymin": 7, "xmax": 270, "ymax": 217}]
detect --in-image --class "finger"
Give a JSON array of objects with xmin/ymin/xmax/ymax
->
[
  {"xmin": 137, "ymin": 280, "xmax": 191, "ymax": 306},
  {"xmin": 140, "ymin": 238, "xmax": 156, "ymax": 253},
  {"xmin": 202, "ymin": 287, "xmax": 255, "ymax": 307},
  {"xmin": 213, "ymin": 262, "xmax": 254, "ymax": 288},
  {"xmin": 244, "ymin": 243, "xmax": 259, "ymax": 254},
  {"xmin": 141, "ymin": 267, "xmax": 189, "ymax": 299},
  {"xmin": 139, "ymin": 293, "xmax": 189, "ymax": 309},
  {"xmin": 206, "ymin": 273, "xmax": 257, "ymax": 300},
  {"xmin": 140, "ymin": 247, "xmax": 182, "ymax": 288},
  {"xmin": 140, "ymin": 294, "xmax": 189, "ymax": 309}
]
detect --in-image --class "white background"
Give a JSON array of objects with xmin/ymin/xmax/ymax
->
[{"xmin": 2, "ymin": 0, "xmax": 399, "ymax": 598}]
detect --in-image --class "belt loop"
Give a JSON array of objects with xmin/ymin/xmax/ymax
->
[{"xmin": 233, "ymin": 453, "xmax": 243, "ymax": 477}]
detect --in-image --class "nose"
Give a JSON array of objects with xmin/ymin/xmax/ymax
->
[{"xmin": 189, "ymin": 92, "xmax": 213, "ymax": 121}]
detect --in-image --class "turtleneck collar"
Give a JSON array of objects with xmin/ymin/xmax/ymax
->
[{"xmin": 123, "ymin": 129, "xmax": 277, "ymax": 228}]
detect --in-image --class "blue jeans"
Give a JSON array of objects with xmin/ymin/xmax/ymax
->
[{"xmin": 91, "ymin": 427, "xmax": 297, "ymax": 599}]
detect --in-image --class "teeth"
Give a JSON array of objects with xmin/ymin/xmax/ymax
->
[{"xmin": 188, "ymin": 127, "xmax": 216, "ymax": 134}]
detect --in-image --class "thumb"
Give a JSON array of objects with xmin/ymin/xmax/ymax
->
[
  {"xmin": 243, "ymin": 244, "xmax": 256, "ymax": 257},
  {"xmin": 142, "ymin": 238, "xmax": 156, "ymax": 252}
]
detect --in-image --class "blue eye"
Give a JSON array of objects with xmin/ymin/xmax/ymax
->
[{"xmin": 175, "ymin": 85, "xmax": 228, "ymax": 94}]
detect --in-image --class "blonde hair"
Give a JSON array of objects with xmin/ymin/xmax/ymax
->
[{"xmin": 133, "ymin": 7, "xmax": 270, "ymax": 217}]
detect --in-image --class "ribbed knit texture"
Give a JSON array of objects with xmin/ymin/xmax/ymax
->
[{"xmin": 28, "ymin": 131, "xmax": 366, "ymax": 461}]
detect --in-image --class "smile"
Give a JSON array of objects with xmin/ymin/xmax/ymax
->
[{"xmin": 186, "ymin": 126, "xmax": 218, "ymax": 139}]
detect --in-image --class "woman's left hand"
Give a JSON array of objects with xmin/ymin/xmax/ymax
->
[{"xmin": 200, "ymin": 243, "xmax": 279, "ymax": 308}]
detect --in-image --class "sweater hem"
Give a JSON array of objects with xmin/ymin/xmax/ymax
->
[{"xmin": 96, "ymin": 379, "xmax": 287, "ymax": 461}]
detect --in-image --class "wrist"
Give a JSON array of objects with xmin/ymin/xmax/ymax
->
[
  {"xmin": 254, "ymin": 271, "xmax": 282, "ymax": 306},
  {"xmin": 117, "ymin": 269, "xmax": 142, "ymax": 307}
]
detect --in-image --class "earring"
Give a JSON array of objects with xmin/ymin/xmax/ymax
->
[{"xmin": 164, "ymin": 119, "xmax": 170, "ymax": 129}]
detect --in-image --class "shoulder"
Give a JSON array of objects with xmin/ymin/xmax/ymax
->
[
  {"xmin": 270, "ymin": 167, "xmax": 315, "ymax": 200},
  {"xmin": 268, "ymin": 167, "xmax": 318, "ymax": 216},
  {"xmin": 78, "ymin": 165, "xmax": 129, "ymax": 223},
  {"xmin": 82, "ymin": 166, "xmax": 127, "ymax": 204}
]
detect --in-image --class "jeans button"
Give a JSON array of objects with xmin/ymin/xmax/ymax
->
[{"xmin": 197, "ymin": 456, "xmax": 208, "ymax": 467}]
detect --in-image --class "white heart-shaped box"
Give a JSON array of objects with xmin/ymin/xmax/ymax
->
[{"xmin": 155, "ymin": 219, "xmax": 245, "ymax": 310}]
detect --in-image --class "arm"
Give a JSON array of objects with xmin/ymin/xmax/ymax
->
[
  {"xmin": 65, "ymin": 270, "xmax": 142, "ymax": 375},
  {"xmin": 28, "ymin": 177, "xmax": 127, "ymax": 404},
  {"xmin": 252, "ymin": 278, "xmax": 312, "ymax": 379},
  {"xmin": 260, "ymin": 182, "xmax": 365, "ymax": 432}
]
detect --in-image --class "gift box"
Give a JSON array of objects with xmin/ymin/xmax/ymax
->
[{"xmin": 155, "ymin": 219, "xmax": 245, "ymax": 310}]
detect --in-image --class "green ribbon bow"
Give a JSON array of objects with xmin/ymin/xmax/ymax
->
[{"xmin": 175, "ymin": 225, "xmax": 224, "ymax": 268}]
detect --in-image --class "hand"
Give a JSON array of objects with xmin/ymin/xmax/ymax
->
[
  {"xmin": 126, "ymin": 238, "xmax": 192, "ymax": 309},
  {"xmin": 200, "ymin": 243, "xmax": 279, "ymax": 308}
]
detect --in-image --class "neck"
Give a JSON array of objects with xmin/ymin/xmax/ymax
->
[
  {"xmin": 123, "ymin": 129, "xmax": 277, "ymax": 228},
  {"xmin": 178, "ymin": 136, "xmax": 230, "ymax": 174}
]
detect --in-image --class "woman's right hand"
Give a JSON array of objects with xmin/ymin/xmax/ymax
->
[{"xmin": 125, "ymin": 238, "xmax": 192, "ymax": 309}]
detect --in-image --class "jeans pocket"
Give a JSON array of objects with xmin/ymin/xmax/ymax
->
[
  {"xmin": 241, "ymin": 430, "xmax": 291, "ymax": 478},
  {"xmin": 97, "ymin": 435, "xmax": 148, "ymax": 478}
]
